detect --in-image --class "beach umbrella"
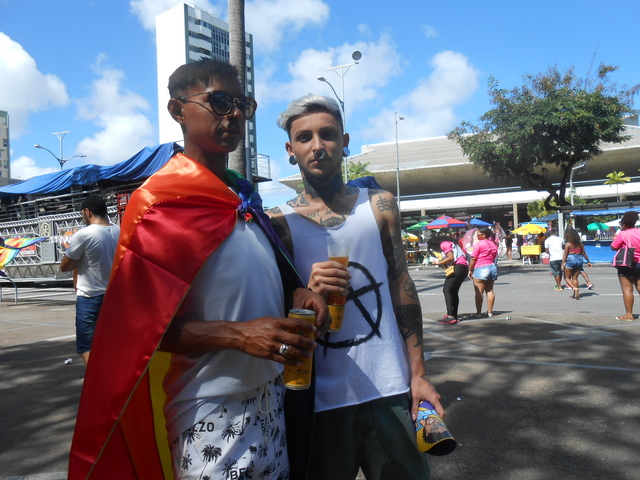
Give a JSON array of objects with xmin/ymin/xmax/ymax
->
[
  {"xmin": 604, "ymin": 218, "xmax": 640, "ymax": 228},
  {"xmin": 587, "ymin": 222, "xmax": 610, "ymax": 231},
  {"xmin": 406, "ymin": 221, "xmax": 429, "ymax": 231},
  {"xmin": 402, "ymin": 232, "xmax": 420, "ymax": 242},
  {"xmin": 512, "ymin": 224, "xmax": 547, "ymax": 235},
  {"xmin": 469, "ymin": 218, "xmax": 492, "ymax": 227},
  {"xmin": 426, "ymin": 215, "xmax": 467, "ymax": 230}
]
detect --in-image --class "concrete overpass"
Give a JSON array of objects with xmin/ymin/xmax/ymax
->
[{"xmin": 279, "ymin": 125, "xmax": 640, "ymax": 228}]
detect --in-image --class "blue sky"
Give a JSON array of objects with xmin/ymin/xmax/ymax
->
[{"xmin": 1, "ymin": 0, "xmax": 638, "ymax": 206}]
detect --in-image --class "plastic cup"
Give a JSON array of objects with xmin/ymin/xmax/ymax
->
[{"xmin": 326, "ymin": 237, "xmax": 352, "ymax": 332}]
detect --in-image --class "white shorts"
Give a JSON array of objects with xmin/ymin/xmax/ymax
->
[{"xmin": 170, "ymin": 377, "xmax": 289, "ymax": 480}]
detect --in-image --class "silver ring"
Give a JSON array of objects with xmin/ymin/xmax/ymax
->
[{"xmin": 279, "ymin": 343, "xmax": 291, "ymax": 356}]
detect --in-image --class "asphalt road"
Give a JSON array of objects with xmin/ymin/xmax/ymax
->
[{"xmin": 1, "ymin": 262, "xmax": 639, "ymax": 479}]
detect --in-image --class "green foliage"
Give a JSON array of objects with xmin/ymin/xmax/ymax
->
[
  {"xmin": 347, "ymin": 160, "xmax": 372, "ymax": 181},
  {"xmin": 526, "ymin": 195, "xmax": 590, "ymax": 220},
  {"xmin": 604, "ymin": 170, "xmax": 631, "ymax": 185},
  {"xmin": 604, "ymin": 170, "xmax": 632, "ymax": 201},
  {"xmin": 527, "ymin": 198, "xmax": 557, "ymax": 220},
  {"xmin": 449, "ymin": 64, "xmax": 638, "ymax": 209}
]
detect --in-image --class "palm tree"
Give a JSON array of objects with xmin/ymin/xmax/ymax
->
[
  {"xmin": 604, "ymin": 170, "xmax": 631, "ymax": 202},
  {"xmin": 199, "ymin": 444, "xmax": 222, "ymax": 480},
  {"xmin": 228, "ymin": 0, "xmax": 247, "ymax": 179}
]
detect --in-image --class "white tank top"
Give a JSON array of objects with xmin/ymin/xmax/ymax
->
[
  {"xmin": 279, "ymin": 188, "xmax": 410, "ymax": 412},
  {"xmin": 163, "ymin": 220, "xmax": 284, "ymax": 441}
]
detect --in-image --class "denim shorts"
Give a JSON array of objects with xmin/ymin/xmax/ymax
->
[
  {"xmin": 549, "ymin": 260, "xmax": 562, "ymax": 277},
  {"xmin": 474, "ymin": 263, "xmax": 498, "ymax": 281},
  {"xmin": 75, "ymin": 294, "xmax": 104, "ymax": 354},
  {"xmin": 564, "ymin": 254, "xmax": 583, "ymax": 270}
]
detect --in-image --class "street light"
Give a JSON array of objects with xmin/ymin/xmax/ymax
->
[
  {"xmin": 317, "ymin": 51, "xmax": 361, "ymax": 179},
  {"xmin": 395, "ymin": 112, "xmax": 404, "ymax": 212},
  {"xmin": 34, "ymin": 131, "xmax": 86, "ymax": 170}
]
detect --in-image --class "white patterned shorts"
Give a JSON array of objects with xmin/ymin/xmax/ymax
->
[{"xmin": 170, "ymin": 378, "xmax": 289, "ymax": 480}]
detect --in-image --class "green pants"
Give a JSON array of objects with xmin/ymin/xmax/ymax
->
[{"xmin": 306, "ymin": 393, "xmax": 431, "ymax": 480}]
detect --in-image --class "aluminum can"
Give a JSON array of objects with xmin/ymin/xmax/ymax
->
[{"xmin": 283, "ymin": 309, "xmax": 315, "ymax": 390}]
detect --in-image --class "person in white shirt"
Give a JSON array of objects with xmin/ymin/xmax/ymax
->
[
  {"xmin": 544, "ymin": 231, "xmax": 565, "ymax": 291},
  {"xmin": 60, "ymin": 195, "xmax": 120, "ymax": 365}
]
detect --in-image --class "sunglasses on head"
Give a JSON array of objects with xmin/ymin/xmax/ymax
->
[{"xmin": 178, "ymin": 91, "xmax": 257, "ymax": 120}]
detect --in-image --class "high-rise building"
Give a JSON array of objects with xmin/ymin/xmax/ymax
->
[
  {"xmin": 155, "ymin": 4, "xmax": 257, "ymax": 166},
  {"xmin": 0, "ymin": 111, "xmax": 10, "ymax": 182}
]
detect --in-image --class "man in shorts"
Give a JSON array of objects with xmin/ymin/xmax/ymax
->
[
  {"xmin": 69, "ymin": 59, "xmax": 328, "ymax": 480},
  {"xmin": 59, "ymin": 194, "xmax": 119, "ymax": 365},
  {"xmin": 544, "ymin": 230, "xmax": 564, "ymax": 291}
]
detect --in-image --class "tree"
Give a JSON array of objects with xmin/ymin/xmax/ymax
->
[
  {"xmin": 449, "ymin": 64, "xmax": 638, "ymax": 210},
  {"xmin": 228, "ymin": 0, "xmax": 247, "ymax": 179},
  {"xmin": 527, "ymin": 194, "xmax": 598, "ymax": 221},
  {"xmin": 347, "ymin": 160, "xmax": 372, "ymax": 181},
  {"xmin": 604, "ymin": 170, "xmax": 631, "ymax": 202}
]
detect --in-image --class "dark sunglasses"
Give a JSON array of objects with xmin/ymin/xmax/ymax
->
[{"xmin": 178, "ymin": 91, "xmax": 257, "ymax": 120}]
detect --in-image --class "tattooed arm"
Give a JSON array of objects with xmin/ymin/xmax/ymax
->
[{"xmin": 373, "ymin": 190, "xmax": 445, "ymax": 419}]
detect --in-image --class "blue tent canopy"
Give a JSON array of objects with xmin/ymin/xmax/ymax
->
[
  {"xmin": 0, "ymin": 143, "xmax": 179, "ymax": 199},
  {"xmin": 570, "ymin": 208, "xmax": 640, "ymax": 217},
  {"xmin": 469, "ymin": 218, "xmax": 492, "ymax": 226},
  {"xmin": 537, "ymin": 213, "xmax": 558, "ymax": 221}
]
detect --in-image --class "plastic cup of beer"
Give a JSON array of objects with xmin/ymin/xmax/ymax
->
[
  {"xmin": 283, "ymin": 309, "xmax": 316, "ymax": 390},
  {"xmin": 326, "ymin": 237, "xmax": 352, "ymax": 332}
]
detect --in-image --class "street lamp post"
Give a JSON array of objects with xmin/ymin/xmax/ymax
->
[
  {"xmin": 34, "ymin": 131, "xmax": 86, "ymax": 169},
  {"xmin": 395, "ymin": 112, "xmax": 404, "ymax": 212},
  {"xmin": 317, "ymin": 51, "xmax": 361, "ymax": 180}
]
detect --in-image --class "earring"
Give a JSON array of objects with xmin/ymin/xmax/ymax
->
[
  {"xmin": 289, "ymin": 155, "xmax": 297, "ymax": 165},
  {"xmin": 343, "ymin": 147, "xmax": 350, "ymax": 157}
]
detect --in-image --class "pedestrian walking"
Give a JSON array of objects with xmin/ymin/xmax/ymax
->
[
  {"xmin": 562, "ymin": 228, "xmax": 591, "ymax": 299},
  {"xmin": 59, "ymin": 194, "xmax": 119, "ymax": 366},
  {"xmin": 468, "ymin": 227, "xmax": 498, "ymax": 317},
  {"xmin": 544, "ymin": 230, "xmax": 564, "ymax": 291},
  {"xmin": 611, "ymin": 210, "xmax": 640, "ymax": 321},
  {"xmin": 428, "ymin": 235, "xmax": 469, "ymax": 324}
]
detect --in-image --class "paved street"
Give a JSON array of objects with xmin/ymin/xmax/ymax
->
[{"xmin": 1, "ymin": 262, "xmax": 640, "ymax": 479}]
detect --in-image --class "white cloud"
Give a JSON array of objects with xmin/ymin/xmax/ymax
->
[
  {"xmin": 246, "ymin": 0, "xmax": 330, "ymax": 53},
  {"xmin": 0, "ymin": 33, "xmax": 69, "ymax": 137},
  {"xmin": 75, "ymin": 56, "xmax": 155, "ymax": 165},
  {"xmin": 130, "ymin": 0, "xmax": 220, "ymax": 31},
  {"xmin": 362, "ymin": 50, "xmax": 479, "ymax": 143},
  {"xmin": 421, "ymin": 25, "xmax": 438, "ymax": 38},
  {"xmin": 255, "ymin": 33, "xmax": 402, "ymax": 115},
  {"xmin": 10, "ymin": 155, "xmax": 58, "ymax": 180}
]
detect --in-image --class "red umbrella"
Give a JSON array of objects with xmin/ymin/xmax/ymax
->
[{"xmin": 426, "ymin": 215, "xmax": 467, "ymax": 230}]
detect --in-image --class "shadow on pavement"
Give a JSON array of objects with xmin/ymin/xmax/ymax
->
[
  {"xmin": 425, "ymin": 322, "xmax": 640, "ymax": 480},
  {"xmin": 0, "ymin": 340, "xmax": 82, "ymax": 476}
]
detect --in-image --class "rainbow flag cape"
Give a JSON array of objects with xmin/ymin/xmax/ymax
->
[
  {"xmin": 68, "ymin": 153, "xmax": 303, "ymax": 479},
  {"xmin": 0, "ymin": 237, "xmax": 47, "ymax": 269}
]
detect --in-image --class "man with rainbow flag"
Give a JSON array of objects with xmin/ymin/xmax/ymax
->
[{"xmin": 68, "ymin": 58, "xmax": 327, "ymax": 480}]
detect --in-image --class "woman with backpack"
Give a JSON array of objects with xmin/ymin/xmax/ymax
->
[
  {"xmin": 428, "ymin": 235, "xmax": 469, "ymax": 324},
  {"xmin": 611, "ymin": 210, "xmax": 640, "ymax": 320}
]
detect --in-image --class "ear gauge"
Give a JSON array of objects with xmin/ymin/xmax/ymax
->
[
  {"xmin": 289, "ymin": 155, "xmax": 297, "ymax": 165},
  {"xmin": 343, "ymin": 147, "xmax": 350, "ymax": 157}
]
